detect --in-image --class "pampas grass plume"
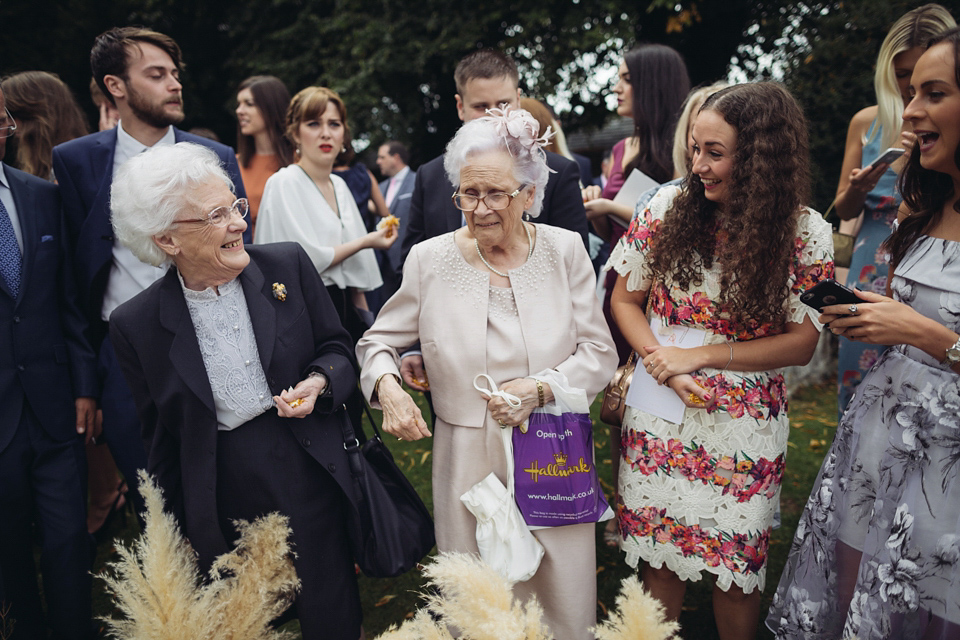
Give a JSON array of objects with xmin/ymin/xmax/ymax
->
[
  {"xmin": 592, "ymin": 576, "xmax": 679, "ymax": 640},
  {"xmin": 98, "ymin": 471, "xmax": 299, "ymax": 640},
  {"xmin": 376, "ymin": 553, "xmax": 552, "ymax": 640}
]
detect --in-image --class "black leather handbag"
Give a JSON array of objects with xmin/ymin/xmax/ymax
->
[{"xmin": 338, "ymin": 406, "xmax": 435, "ymax": 578}]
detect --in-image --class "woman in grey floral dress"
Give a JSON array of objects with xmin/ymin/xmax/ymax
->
[{"xmin": 767, "ymin": 28, "xmax": 960, "ymax": 640}]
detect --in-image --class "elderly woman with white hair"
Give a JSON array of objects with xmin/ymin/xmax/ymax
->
[
  {"xmin": 356, "ymin": 107, "xmax": 617, "ymax": 638},
  {"xmin": 108, "ymin": 142, "xmax": 364, "ymax": 639}
]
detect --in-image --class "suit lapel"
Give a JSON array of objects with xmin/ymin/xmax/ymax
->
[
  {"xmin": 158, "ymin": 269, "xmax": 217, "ymax": 416},
  {"xmin": 89, "ymin": 132, "xmax": 118, "ymax": 243},
  {"xmin": 238, "ymin": 258, "xmax": 276, "ymax": 375},
  {"xmin": 401, "ymin": 171, "xmax": 416, "ymax": 197}
]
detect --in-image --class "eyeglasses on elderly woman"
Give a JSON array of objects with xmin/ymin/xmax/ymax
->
[
  {"xmin": 451, "ymin": 185, "xmax": 528, "ymax": 212},
  {"xmin": 175, "ymin": 198, "xmax": 250, "ymax": 227}
]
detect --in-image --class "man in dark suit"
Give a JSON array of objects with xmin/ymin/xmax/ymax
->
[
  {"xmin": 52, "ymin": 27, "xmax": 248, "ymax": 519},
  {"xmin": 398, "ymin": 49, "xmax": 588, "ymax": 389},
  {"xmin": 0, "ymin": 85, "xmax": 98, "ymax": 640},
  {"xmin": 372, "ymin": 140, "xmax": 415, "ymax": 311}
]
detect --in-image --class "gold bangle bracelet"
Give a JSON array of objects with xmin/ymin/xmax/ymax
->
[
  {"xmin": 374, "ymin": 373, "xmax": 400, "ymax": 398},
  {"xmin": 536, "ymin": 379, "xmax": 544, "ymax": 407}
]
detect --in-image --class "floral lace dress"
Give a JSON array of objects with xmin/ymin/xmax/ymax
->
[
  {"xmin": 605, "ymin": 184, "xmax": 834, "ymax": 594},
  {"xmin": 768, "ymin": 236, "xmax": 960, "ymax": 640}
]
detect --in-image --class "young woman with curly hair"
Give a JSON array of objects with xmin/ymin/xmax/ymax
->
[{"xmin": 606, "ymin": 82, "xmax": 834, "ymax": 639}]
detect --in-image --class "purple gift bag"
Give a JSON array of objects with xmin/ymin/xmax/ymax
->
[{"xmin": 512, "ymin": 408, "xmax": 612, "ymax": 528}]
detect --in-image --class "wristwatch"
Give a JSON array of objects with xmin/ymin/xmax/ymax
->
[{"xmin": 942, "ymin": 336, "xmax": 960, "ymax": 367}]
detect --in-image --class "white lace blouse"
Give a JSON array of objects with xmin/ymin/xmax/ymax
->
[{"xmin": 179, "ymin": 275, "xmax": 274, "ymax": 430}]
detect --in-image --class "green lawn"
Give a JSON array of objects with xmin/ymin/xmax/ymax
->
[{"xmin": 90, "ymin": 380, "xmax": 838, "ymax": 638}]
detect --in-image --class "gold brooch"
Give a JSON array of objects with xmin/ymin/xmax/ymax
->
[{"xmin": 272, "ymin": 282, "xmax": 287, "ymax": 301}]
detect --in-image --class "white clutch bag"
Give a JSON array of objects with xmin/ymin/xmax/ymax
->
[{"xmin": 460, "ymin": 375, "xmax": 544, "ymax": 583}]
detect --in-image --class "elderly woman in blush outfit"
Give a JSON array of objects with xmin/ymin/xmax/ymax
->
[{"xmin": 357, "ymin": 107, "xmax": 617, "ymax": 639}]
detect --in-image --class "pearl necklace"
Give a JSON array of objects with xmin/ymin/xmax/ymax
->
[{"xmin": 475, "ymin": 223, "xmax": 533, "ymax": 278}]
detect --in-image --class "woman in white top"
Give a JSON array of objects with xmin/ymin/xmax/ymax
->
[{"xmin": 256, "ymin": 86, "xmax": 396, "ymax": 339}]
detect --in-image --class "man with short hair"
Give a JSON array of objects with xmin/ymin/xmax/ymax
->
[
  {"xmin": 373, "ymin": 141, "xmax": 414, "ymax": 310},
  {"xmin": 53, "ymin": 27, "xmax": 248, "ymax": 518},
  {"xmin": 401, "ymin": 49, "xmax": 587, "ymax": 267},
  {"xmin": 0, "ymin": 83, "xmax": 97, "ymax": 640},
  {"xmin": 376, "ymin": 140, "xmax": 410, "ymax": 191},
  {"xmin": 399, "ymin": 49, "xmax": 588, "ymax": 390}
]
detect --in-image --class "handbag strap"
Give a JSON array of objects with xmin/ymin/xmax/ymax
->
[
  {"xmin": 472, "ymin": 374, "xmax": 520, "ymax": 497},
  {"xmin": 337, "ymin": 395, "xmax": 389, "ymax": 481},
  {"xmin": 500, "ymin": 425, "xmax": 516, "ymax": 496}
]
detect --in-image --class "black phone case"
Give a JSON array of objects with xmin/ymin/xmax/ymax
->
[{"xmin": 800, "ymin": 279, "xmax": 861, "ymax": 311}]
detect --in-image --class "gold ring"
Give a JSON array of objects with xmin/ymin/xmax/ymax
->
[
  {"xmin": 289, "ymin": 398, "xmax": 304, "ymax": 408},
  {"xmin": 498, "ymin": 419, "xmax": 507, "ymax": 427}
]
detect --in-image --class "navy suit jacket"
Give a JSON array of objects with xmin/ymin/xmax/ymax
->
[
  {"xmin": 110, "ymin": 243, "xmax": 360, "ymax": 570},
  {"xmin": 400, "ymin": 150, "xmax": 588, "ymax": 270},
  {"xmin": 378, "ymin": 169, "xmax": 416, "ymax": 274},
  {"xmin": 572, "ymin": 152, "xmax": 594, "ymax": 188},
  {"xmin": 0, "ymin": 165, "xmax": 97, "ymax": 454},
  {"xmin": 52, "ymin": 128, "xmax": 248, "ymax": 350}
]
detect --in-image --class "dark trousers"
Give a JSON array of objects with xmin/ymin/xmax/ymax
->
[
  {"xmin": 98, "ymin": 334, "xmax": 149, "ymax": 519},
  {"xmin": 216, "ymin": 413, "xmax": 362, "ymax": 639},
  {"xmin": 0, "ymin": 403, "xmax": 92, "ymax": 640}
]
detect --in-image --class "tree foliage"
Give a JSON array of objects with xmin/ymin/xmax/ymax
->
[
  {"xmin": 11, "ymin": 0, "xmax": 955, "ymax": 204},
  {"xmin": 1, "ymin": 0, "xmax": 759, "ymax": 166},
  {"xmin": 737, "ymin": 0, "xmax": 960, "ymax": 211}
]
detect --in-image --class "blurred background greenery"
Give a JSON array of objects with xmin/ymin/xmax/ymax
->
[{"xmin": 4, "ymin": 0, "xmax": 960, "ymax": 212}]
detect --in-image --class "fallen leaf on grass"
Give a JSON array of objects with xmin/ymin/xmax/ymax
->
[
  {"xmin": 375, "ymin": 595, "xmax": 397, "ymax": 607},
  {"xmin": 420, "ymin": 451, "xmax": 431, "ymax": 465}
]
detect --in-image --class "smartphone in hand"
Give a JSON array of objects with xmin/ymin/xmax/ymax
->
[
  {"xmin": 867, "ymin": 147, "xmax": 905, "ymax": 169},
  {"xmin": 800, "ymin": 279, "xmax": 862, "ymax": 312}
]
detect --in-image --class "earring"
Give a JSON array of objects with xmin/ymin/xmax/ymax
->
[{"xmin": 295, "ymin": 146, "xmax": 301, "ymax": 156}]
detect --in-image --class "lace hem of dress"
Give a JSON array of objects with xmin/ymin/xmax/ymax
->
[{"xmin": 622, "ymin": 535, "xmax": 766, "ymax": 593}]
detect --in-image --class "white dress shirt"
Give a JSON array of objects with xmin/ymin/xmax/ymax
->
[{"xmin": 101, "ymin": 123, "xmax": 176, "ymax": 321}]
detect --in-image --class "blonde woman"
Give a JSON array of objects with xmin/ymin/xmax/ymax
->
[{"xmin": 834, "ymin": 4, "xmax": 955, "ymax": 415}]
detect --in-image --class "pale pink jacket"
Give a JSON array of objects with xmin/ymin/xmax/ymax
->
[{"xmin": 356, "ymin": 225, "xmax": 617, "ymax": 428}]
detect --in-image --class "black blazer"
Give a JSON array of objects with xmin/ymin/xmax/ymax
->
[
  {"xmin": 0, "ymin": 165, "xmax": 96, "ymax": 454},
  {"xmin": 400, "ymin": 150, "xmax": 589, "ymax": 270},
  {"xmin": 109, "ymin": 242, "xmax": 359, "ymax": 569},
  {"xmin": 53, "ymin": 128, "xmax": 249, "ymax": 350}
]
